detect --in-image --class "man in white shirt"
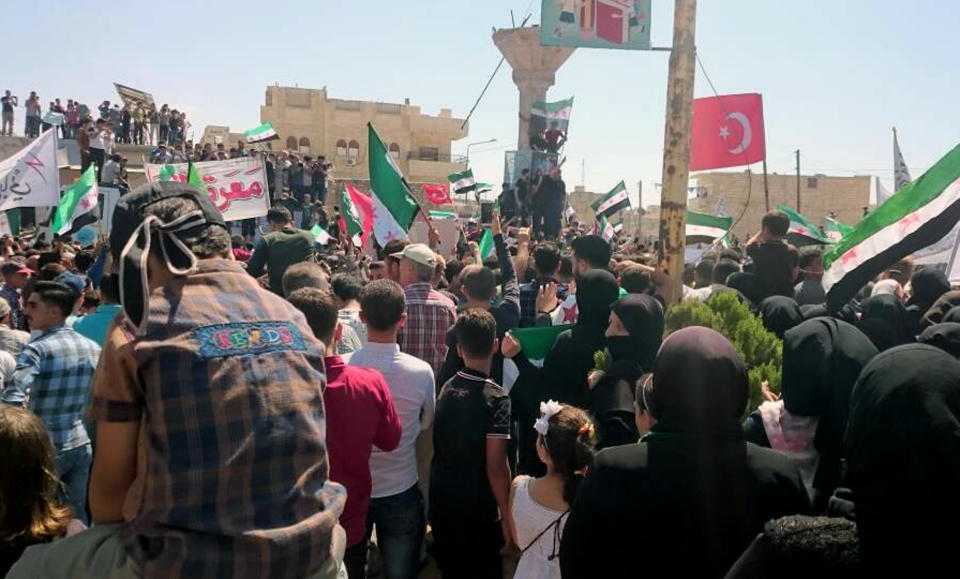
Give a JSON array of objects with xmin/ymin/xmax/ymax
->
[{"xmin": 345, "ymin": 279, "xmax": 435, "ymax": 579}]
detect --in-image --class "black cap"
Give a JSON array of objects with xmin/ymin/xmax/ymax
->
[{"xmin": 110, "ymin": 180, "xmax": 226, "ymax": 262}]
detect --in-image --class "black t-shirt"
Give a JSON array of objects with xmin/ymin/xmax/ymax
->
[
  {"xmin": 746, "ymin": 239, "xmax": 797, "ymax": 299},
  {"xmin": 1, "ymin": 96, "xmax": 13, "ymax": 113},
  {"xmin": 515, "ymin": 178, "xmax": 530, "ymax": 205},
  {"xmin": 430, "ymin": 368, "xmax": 511, "ymax": 525}
]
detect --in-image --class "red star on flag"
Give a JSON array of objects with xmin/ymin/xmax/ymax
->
[
  {"xmin": 840, "ymin": 248, "xmax": 858, "ymax": 267},
  {"xmin": 795, "ymin": 226, "xmax": 808, "ymax": 236},
  {"xmin": 898, "ymin": 213, "xmax": 921, "ymax": 235},
  {"xmin": 562, "ymin": 304, "xmax": 578, "ymax": 323}
]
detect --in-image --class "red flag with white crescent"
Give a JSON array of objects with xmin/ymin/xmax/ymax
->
[
  {"xmin": 690, "ymin": 93, "xmax": 766, "ymax": 172},
  {"xmin": 422, "ymin": 183, "xmax": 452, "ymax": 205}
]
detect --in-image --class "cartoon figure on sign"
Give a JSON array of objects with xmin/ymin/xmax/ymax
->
[{"xmin": 555, "ymin": 0, "xmax": 578, "ymax": 37}]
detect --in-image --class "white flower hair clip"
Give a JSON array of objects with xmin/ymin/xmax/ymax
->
[{"xmin": 534, "ymin": 400, "xmax": 564, "ymax": 436}]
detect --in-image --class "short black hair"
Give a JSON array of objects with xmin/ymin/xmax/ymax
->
[
  {"xmin": 100, "ymin": 273, "xmax": 120, "ymax": 304},
  {"xmin": 287, "ymin": 287, "xmax": 338, "ymax": 345},
  {"xmin": 383, "ymin": 239, "xmax": 408, "ymax": 263},
  {"xmin": 460, "ymin": 266, "xmax": 497, "ymax": 301},
  {"xmin": 454, "ymin": 309, "xmax": 497, "ymax": 359},
  {"xmin": 74, "ymin": 251, "xmax": 96, "ymax": 272},
  {"xmin": 694, "ymin": 260, "xmax": 714, "ymax": 282},
  {"xmin": 571, "ymin": 235, "xmax": 611, "ymax": 269},
  {"xmin": 620, "ymin": 265, "xmax": 651, "ymax": 294},
  {"xmin": 444, "ymin": 259, "xmax": 464, "ymax": 283},
  {"xmin": 267, "ymin": 207, "xmax": 292, "ymax": 225},
  {"xmin": 559, "ymin": 255, "xmax": 574, "ymax": 278},
  {"xmin": 31, "ymin": 281, "xmax": 75, "ymax": 318},
  {"xmin": 533, "ymin": 242, "xmax": 560, "ymax": 275},
  {"xmin": 713, "ymin": 259, "xmax": 741, "ymax": 285},
  {"xmin": 360, "ymin": 279, "xmax": 405, "ymax": 331},
  {"xmin": 330, "ymin": 273, "xmax": 363, "ymax": 303},
  {"xmin": 719, "ymin": 248, "xmax": 741, "ymax": 261},
  {"xmin": 37, "ymin": 252, "xmax": 61, "ymax": 269},
  {"xmin": 762, "ymin": 211, "xmax": 790, "ymax": 237},
  {"xmin": 798, "ymin": 246, "xmax": 824, "ymax": 269},
  {"xmin": 82, "ymin": 290, "xmax": 100, "ymax": 309}
]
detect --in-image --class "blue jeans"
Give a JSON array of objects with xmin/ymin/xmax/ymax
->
[
  {"xmin": 365, "ymin": 484, "xmax": 426, "ymax": 579},
  {"xmin": 57, "ymin": 444, "xmax": 92, "ymax": 524}
]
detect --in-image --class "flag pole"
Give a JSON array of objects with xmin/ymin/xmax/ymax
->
[
  {"xmin": 795, "ymin": 149, "xmax": 801, "ymax": 212},
  {"xmin": 657, "ymin": 0, "xmax": 698, "ymax": 304},
  {"xmin": 762, "ymin": 158, "xmax": 770, "ymax": 212}
]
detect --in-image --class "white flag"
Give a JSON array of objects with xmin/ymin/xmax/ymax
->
[
  {"xmin": 0, "ymin": 129, "xmax": 61, "ymax": 211},
  {"xmin": 893, "ymin": 127, "xmax": 911, "ymax": 192}
]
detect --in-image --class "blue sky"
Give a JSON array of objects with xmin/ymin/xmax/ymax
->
[{"xmin": 4, "ymin": 0, "xmax": 957, "ymax": 206}]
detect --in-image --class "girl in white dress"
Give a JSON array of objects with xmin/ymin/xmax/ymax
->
[{"xmin": 509, "ymin": 401, "xmax": 596, "ymax": 578}]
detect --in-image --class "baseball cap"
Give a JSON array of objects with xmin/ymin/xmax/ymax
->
[
  {"xmin": 0, "ymin": 262, "xmax": 33, "ymax": 276},
  {"xmin": 54, "ymin": 271, "xmax": 86, "ymax": 300},
  {"xmin": 390, "ymin": 243, "xmax": 436, "ymax": 268}
]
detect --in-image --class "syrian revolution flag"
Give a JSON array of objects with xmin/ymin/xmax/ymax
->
[
  {"xmin": 778, "ymin": 206, "xmax": 833, "ymax": 245},
  {"xmin": 244, "ymin": 122, "xmax": 279, "ymax": 144},
  {"xmin": 564, "ymin": 204, "xmax": 577, "ymax": 224},
  {"xmin": 531, "ymin": 97, "xmax": 574, "ymax": 133},
  {"xmin": 51, "ymin": 166, "xmax": 98, "ymax": 236},
  {"xmin": 478, "ymin": 229, "xmax": 495, "ymax": 260},
  {"xmin": 340, "ymin": 184, "xmax": 373, "ymax": 247},
  {"xmin": 448, "ymin": 169, "xmax": 476, "ymax": 195},
  {"xmin": 598, "ymin": 215, "xmax": 616, "ymax": 242},
  {"xmin": 824, "ymin": 217, "xmax": 853, "ymax": 243},
  {"xmin": 690, "ymin": 93, "xmax": 766, "ymax": 171},
  {"xmin": 591, "ymin": 181, "xmax": 631, "ymax": 219},
  {"xmin": 310, "ymin": 224, "xmax": 331, "ymax": 245},
  {"xmin": 0, "ymin": 128, "xmax": 61, "ymax": 211},
  {"xmin": 369, "ymin": 123, "xmax": 421, "ymax": 245},
  {"xmin": 422, "ymin": 183, "xmax": 452, "ymax": 205},
  {"xmin": 685, "ymin": 210, "xmax": 731, "ymax": 244},
  {"xmin": 823, "ymin": 143, "xmax": 960, "ymax": 311}
]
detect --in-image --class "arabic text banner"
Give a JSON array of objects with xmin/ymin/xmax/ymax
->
[
  {"xmin": 144, "ymin": 157, "xmax": 270, "ymax": 221},
  {"xmin": 0, "ymin": 129, "xmax": 61, "ymax": 212}
]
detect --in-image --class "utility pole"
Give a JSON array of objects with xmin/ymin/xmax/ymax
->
[
  {"xmin": 657, "ymin": 0, "xmax": 698, "ymax": 303},
  {"xmin": 637, "ymin": 180, "xmax": 643, "ymax": 238},
  {"xmin": 795, "ymin": 149, "xmax": 801, "ymax": 212}
]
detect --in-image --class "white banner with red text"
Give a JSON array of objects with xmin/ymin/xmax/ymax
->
[{"xmin": 144, "ymin": 157, "xmax": 270, "ymax": 221}]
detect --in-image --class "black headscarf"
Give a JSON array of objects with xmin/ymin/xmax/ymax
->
[
  {"xmin": 781, "ymin": 318, "xmax": 878, "ymax": 505},
  {"xmin": 649, "ymin": 326, "xmax": 748, "ymax": 438},
  {"xmin": 919, "ymin": 290, "xmax": 960, "ymax": 330},
  {"xmin": 906, "ymin": 268, "xmax": 951, "ymax": 312},
  {"xmin": 574, "ymin": 269, "xmax": 621, "ymax": 345},
  {"xmin": 759, "ymin": 296, "xmax": 804, "ymax": 339},
  {"xmin": 917, "ymin": 322, "xmax": 960, "ymax": 358},
  {"xmin": 726, "ymin": 272, "xmax": 762, "ymax": 306},
  {"xmin": 859, "ymin": 293, "xmax": 912, "ymax": 348},
  {"xmin": 844, "ymin": 344, "xmax": 960, "ymax": 568},
  {"xmin": 607, "ymin": 293, "xmax": 664, "ymax": 373},
  {"xmin": 943, "ymin": 305, "xmax": 960, "ymax": 323}
]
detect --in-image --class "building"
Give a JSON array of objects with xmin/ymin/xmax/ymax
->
[
  {"xmin": 258, "ymin": 85, "xmax": 468, "ymax": 184},
  {"xmin": 691, "ymin": 171, "xmax": 871, "ymax": 242},
  {"xmin": 199, "ymin": 125, "xmax": 245, "ymax": 149}
]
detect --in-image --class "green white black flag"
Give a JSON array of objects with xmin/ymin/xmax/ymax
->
[
  {"xmin": 448, "ymin": 169, "xmax": 476, "ymax": 195},
  {"xmin": 591, "ymin": 181, "xmax": 630, "ymax": 219},
  {"xmin": 244, "ymin": 122, "xmax": 279, "ymax": 143},
  {"xmin": 824, "ymin": 143, "xmax": 960, "ymax": 311}
]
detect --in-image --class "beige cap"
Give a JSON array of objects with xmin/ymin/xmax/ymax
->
[{"xmin": 390, "ymin": 243, "xmax": 436, "ymax": 268}]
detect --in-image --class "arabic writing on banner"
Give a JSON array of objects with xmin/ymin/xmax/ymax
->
[
  {"xmin": 144, "ymin": 157, "xmax": 270, "ymax": 221},
  {"xmin": 0, "ymin": 129, "xmax": 61, "ymax": 212}
]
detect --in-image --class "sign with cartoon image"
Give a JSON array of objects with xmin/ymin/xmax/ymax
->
[{"xmin": 541, "ymin": 0, "xmax": 651, "ymax": 50}]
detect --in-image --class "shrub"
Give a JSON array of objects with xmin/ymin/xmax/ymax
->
[{"xmin": 664, "ymin": 292, "xmax": 782, "ymax": 417}]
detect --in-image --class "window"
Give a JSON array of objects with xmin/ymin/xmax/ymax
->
[
  {"xmin": 286, "ymin": 136, "xmax": 297, "ymax": 151},
  {"xmin": 348, "ymin": 140, "xmax": 360, "ymax": 163},
  {"xmin": 419, "ymin": 146, "xmax": 439, "ymax": 161},
  {"xmin": 807, "ymin": 177, "xmax": 818, "ymax": 189},
  {"xmin": 298, "ymin": 137, "xmax": 311, "ymax": 154},
  {"xmin": 336, "ymin": 139, "xmax": 348, "ymax": 157},
  {"xmin": 389, "ymin": 142, "xmax": 400, "ymax": 160}
]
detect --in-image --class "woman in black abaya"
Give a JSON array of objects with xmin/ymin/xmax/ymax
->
[{"xmin": 588, "ymin": 294, "xmax": 664, "ymax": 449}]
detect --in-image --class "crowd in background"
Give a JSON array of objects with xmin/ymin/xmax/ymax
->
[{"xmin": 0, "ymin": 163, "xmax": 958, "ymax": 579}]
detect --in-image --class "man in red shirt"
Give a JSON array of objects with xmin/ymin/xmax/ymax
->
[{"xmin": 288, "ymin": 288, "xmax": 402, "ymax": 579}]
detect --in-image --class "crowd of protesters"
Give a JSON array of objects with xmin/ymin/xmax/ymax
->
[{"xmin": 0, "ymin": 171, "xmax": 958, "ymax": 579}]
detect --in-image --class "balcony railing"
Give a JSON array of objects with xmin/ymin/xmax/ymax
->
[{"xmin": 407, "ymin": 151, "xmax": 467, "ymax": 164}]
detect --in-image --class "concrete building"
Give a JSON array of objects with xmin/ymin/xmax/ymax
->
[
  {"xmin": 199, "ymin": 125, "xmax": 244, "ymax": 149},
  {"xmin": 691, "ymin": 171, "xmax": 871, "ymax": 242},
  {"xmin": 258, "ymin": 86, "xmax": 469, "ymax": 184}
]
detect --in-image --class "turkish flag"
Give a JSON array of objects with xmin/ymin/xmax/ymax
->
[
  {"xmin": 690, "ymin": 93, "xmax": 766, "ymax": 172},
  {"xmin": 422, "ymin": 183, "xmax": 452, "ymax": 205}
]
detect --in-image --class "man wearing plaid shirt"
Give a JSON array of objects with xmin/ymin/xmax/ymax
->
[
  {"xmin": 394, "ymin": 243, "xmax": 457, "ymax": 374},
  {"xmin": 2, "ymin": 280, "xmax": 101, "ymax": 524},
  {"xmin": 8, "ymin": 182, "xmax": 347, "ymax": 579}
]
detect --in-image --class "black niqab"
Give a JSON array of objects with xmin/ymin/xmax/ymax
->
[
  {"xmin": 906, "ymin": 268, "xmax": 951, "ymax": 312},
  {"xmin": 919, "ymin": 290, "xmax": 960, "ymax": 330},
  {"xmin": 781, "ymin": 317, "xmax": 878, "ymax": 505},
  {"xmin": 759, "ymin": 296, "xmax": 804, "ymax": 339},
  {"xmin": 844, "ymin": 344, "xmax": 960, "ymax": 568},
  {"xmin": 649, "ymin": 326, "xmax": 748, "ymax": 437},
  {"xmin": 859, "ymin": 293, "xmax": 912, "ymax": 348},
  {"xmin": 607, "ymin": 293, "xmax": 664, "ymax": 372},
  {"xmin": 917, "ymin": 322, "xmax": 960, "ymax": 358}
]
